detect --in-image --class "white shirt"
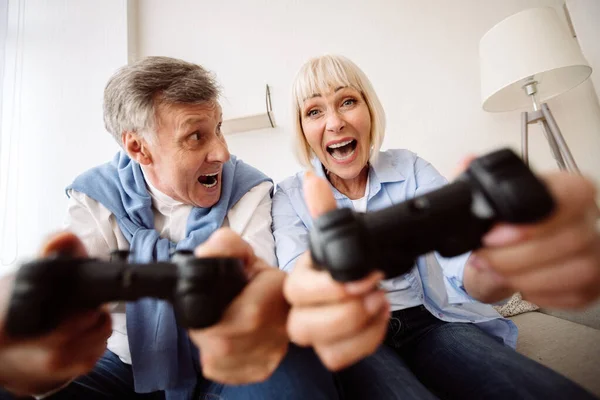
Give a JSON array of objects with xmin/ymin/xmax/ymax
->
[{"xmin": 64, "ymin": 179, "xmax": 275, "ymax": 365}]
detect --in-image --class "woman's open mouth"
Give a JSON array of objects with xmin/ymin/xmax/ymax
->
[
  {"xmin": 198, "ymin": 172, "xmax": 219, "ymax": 188},
  {"xmin": 326, "ymin": 139, "xmax": 357, "ymax": 161}
]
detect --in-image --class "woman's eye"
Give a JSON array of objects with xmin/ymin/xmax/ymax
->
[
  {"xmin": 342, "ymin": 98, "xmax": 356, "ymax": 107},
  {"xmin": 216, "ymin": 123, "xmax": 223, "ymax": 135},
  {"xmin": 307, "ymin": 109, "xmax": 320, "ymax": 117}
]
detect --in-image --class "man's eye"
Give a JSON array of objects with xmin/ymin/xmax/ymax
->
[{"xmin": 190, "ymin": 132, "xmax": 201, "ymax": 141}]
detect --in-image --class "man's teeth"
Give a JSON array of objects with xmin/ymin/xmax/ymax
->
[
  {"xmin": 327, "ymin": 139, "xmax": 354, "ymax": 149},
  {"xmin": 199, "ymin": 172, "xmax": 218, "ymax": 188},
  {"xmin": 201, "ymin": 181, "xmax": 217, "ymax": 188}
]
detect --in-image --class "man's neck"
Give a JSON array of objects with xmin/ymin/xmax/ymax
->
[{"xmin": 140, "ymin": 166, "xmax": 182, "ymax": 205}]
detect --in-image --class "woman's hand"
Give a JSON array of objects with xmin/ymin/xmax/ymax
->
[
  {"xmin": 464, "ymin": 171, "xmax": 600, "ymax": 309},
  {"xmin": 284, "ymin": 172, "xmax": 390, "ymax": 371}
]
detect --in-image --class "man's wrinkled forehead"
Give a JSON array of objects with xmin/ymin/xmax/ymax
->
[{"xmin": 155, "ymin": 100, "xmax": 221, "ymax": 131}]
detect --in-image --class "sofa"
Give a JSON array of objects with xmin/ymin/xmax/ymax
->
[{"xmin": 510, "ymin": 301, "xmax": 600, "ymax": 397}]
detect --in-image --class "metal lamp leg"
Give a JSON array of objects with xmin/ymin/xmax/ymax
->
[
  {"xmin": 520, "ymin": 103, "xmax": 580, "ymax": 174},
  {"xmin": 521, "ymin": 112, "xmax": 529, "ymax": 166},
  {"xmin": 541, "ymin": 103, "xmax": 581, "ymax": 174}
]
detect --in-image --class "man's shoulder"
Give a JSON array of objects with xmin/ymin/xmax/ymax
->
[
  {"xmin": 240, "ymin": 181, "xmax": 274, "ymax": 201},
  {"xmin": 68, "ymin": 153, "xmax": 121, "ymax": 194},
  {"xmin": 230, "ymin": 155, "xmax": 271, "ymax": 182}
]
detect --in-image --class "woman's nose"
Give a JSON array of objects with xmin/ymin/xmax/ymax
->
[{"xmin": 325, "ymin": 112, "xmax": 345, "ymax": 133}]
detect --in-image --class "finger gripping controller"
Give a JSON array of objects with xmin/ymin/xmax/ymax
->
[
  {"xmin": 5, "ymin": 250, "xmax": 247, "ymax": 338},
  {"xmin": 309, "ymin": 148, "xmax": 555, "ymax": 282}
]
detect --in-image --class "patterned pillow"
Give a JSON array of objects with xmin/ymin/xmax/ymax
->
[{"xmin": 493, "ymin": 293, "xmax": 539, "ymax": 317}]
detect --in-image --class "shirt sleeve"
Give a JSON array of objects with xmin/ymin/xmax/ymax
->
[
  {"xmin": 227, "ymin": 181, "xmax": 277, "ymax": 267},
  {"xmin": 413, "ymin": 157, "xmax": 477, "ymax": 304},
  {"xmin": 64, "ymin": 190, "xmax": 119, "ymax": 260},
  {"xmin": 271, "ymin": 186, "xmax": 310, "ymax": 273}
]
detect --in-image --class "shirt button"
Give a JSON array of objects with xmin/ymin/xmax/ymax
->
[{"xmin": 438, "ymin": 313, "xmax": 444, "ymax": 318}]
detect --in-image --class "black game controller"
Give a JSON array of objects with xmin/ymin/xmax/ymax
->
[
  {"xmin": 309, "ymin": 148, "xmax": 555, "ymax": 282},
  {"xmin": 5, "ymin": 250, "xmax": 247, "ymax": 338}
]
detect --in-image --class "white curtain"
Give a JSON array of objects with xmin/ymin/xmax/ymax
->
[
  {"xmin": 0, "ymin": 0, "xmax": 7, "ymax": 152},
  {"xmin": 0, "ymin": 0, "xmax": 24, "ymax": 271}
]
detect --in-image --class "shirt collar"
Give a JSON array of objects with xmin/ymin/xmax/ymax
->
[
  {"xmin": 309, "ymin": 151, "xmax": 405, "ymax": 200},
  {"xmin": 370, "ymin": 151, "xmax": 406, "ymax": 183}
]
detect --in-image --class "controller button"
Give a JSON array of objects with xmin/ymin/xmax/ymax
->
[{"xmin": 410, "ymin": 197, "xmax": 430, "ymax": 212}]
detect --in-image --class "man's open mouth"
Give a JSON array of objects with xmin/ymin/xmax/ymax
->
[
  {"xmin": 326, "ymin": 139, "xmax": 357, "ymax": 160},
  {"xmin": 198, "ymin": 172, "xmax": 219, "ymax": 188}
]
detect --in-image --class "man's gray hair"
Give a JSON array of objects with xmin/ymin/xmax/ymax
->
[{"xmin": 103, "ymin": 56, "xmax": 220, "ymax": 145}]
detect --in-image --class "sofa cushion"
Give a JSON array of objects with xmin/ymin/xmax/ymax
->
[{"xmin": 511, "ymin": 311, "xmax": 600, "ymax": 397}]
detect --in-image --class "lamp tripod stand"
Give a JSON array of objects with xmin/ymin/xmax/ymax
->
[{"xmin": 521, "ymin": 80, "xmax": 580, "ymax": 174}]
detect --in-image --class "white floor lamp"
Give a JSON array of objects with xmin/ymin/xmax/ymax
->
[{"xmin": 479, "ymin": 7, "xmax": 592, "ymax": 173}]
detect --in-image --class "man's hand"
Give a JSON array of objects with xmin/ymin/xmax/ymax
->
[
  {"xmin": 0, "ymin": 232, "xmax": 112, "ymax": 396},
  {"xmin": 188, "ymin": 228, "xmax": 289, "ymax": 385},
  {"xmin": 284, "ymin": 172, "xmax": 390, "ymax": 371}
]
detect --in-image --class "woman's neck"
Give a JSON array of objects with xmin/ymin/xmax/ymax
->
[{"xmin": 327, "ymin": 165, "xmax": 369, "ymax": 200}]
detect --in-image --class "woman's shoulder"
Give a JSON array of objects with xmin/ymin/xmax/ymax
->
[
  {"xmin": 373, "ymin": 148, "xmax": 424, "ymax": 175},
  {"xmin": 377, "ymin": 148, "xmax": 421, "ymax": 164}
]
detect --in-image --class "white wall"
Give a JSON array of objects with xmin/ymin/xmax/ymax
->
[
  {"xmin": 137, "ymin": 0, "xmax": 600, "ymax": 186},
  {"xmin": 567, "ymin": 0, "xmax": 600, "ymax": 102},
  {"xmin": 0, "ymin": 0, "xmax": 127, "ymax": 270}
]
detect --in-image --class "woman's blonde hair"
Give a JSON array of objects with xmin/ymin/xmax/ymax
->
[{"xmin": 291, "ymin": 54, "xmax": 386, "ymax": 167}]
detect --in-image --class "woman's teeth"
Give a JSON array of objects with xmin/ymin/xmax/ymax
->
[
  {"xmin": 327, "ymin": 139, "xmax": 357, "ymax": 160},
  {"xmin": 328, "ymin": 139, "xmax": 354, "ymax": 149},
  {"xmin": 198, "ymin": 172, "xmax": 218, "ymax": 188}
]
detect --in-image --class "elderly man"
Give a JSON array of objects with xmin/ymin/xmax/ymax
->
[{"xmin": 19, "ymin": 57, "xmax": 338, "ymax": 400}]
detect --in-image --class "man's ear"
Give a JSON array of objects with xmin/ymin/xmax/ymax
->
[{"xmin": 122, "ymin": 132, "xmax": 152, "ymax": 165}]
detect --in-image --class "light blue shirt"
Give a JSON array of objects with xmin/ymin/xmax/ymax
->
[{"xmin": 272, "ymin": 149, "xmax": 517, "ymax": 348}]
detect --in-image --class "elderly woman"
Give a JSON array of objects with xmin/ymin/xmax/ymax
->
[
  {"xmin": 38, "ymin": 57, "xmax": 339, "ymax": 400},
  {"xmin": 273, "ymin": 54, "xmax": 600, "ymax": 399}
]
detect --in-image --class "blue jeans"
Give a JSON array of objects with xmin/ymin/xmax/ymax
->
[
  {"xmin": 336, "ymin": 305, "xmax": 596, "ymax": 400},
  {"xmin": 41, "ymin": 344, "xmax": 338, "ymax": 400}
]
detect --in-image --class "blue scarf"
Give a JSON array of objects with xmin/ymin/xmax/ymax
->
[{"xmin": 67, "ymin": 151, "xmax": 271, "ymax": 399}]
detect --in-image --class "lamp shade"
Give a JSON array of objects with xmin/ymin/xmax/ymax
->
[{"xmin": 479, "ymin": 7, "xmax": 592, "ymax": 112}]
